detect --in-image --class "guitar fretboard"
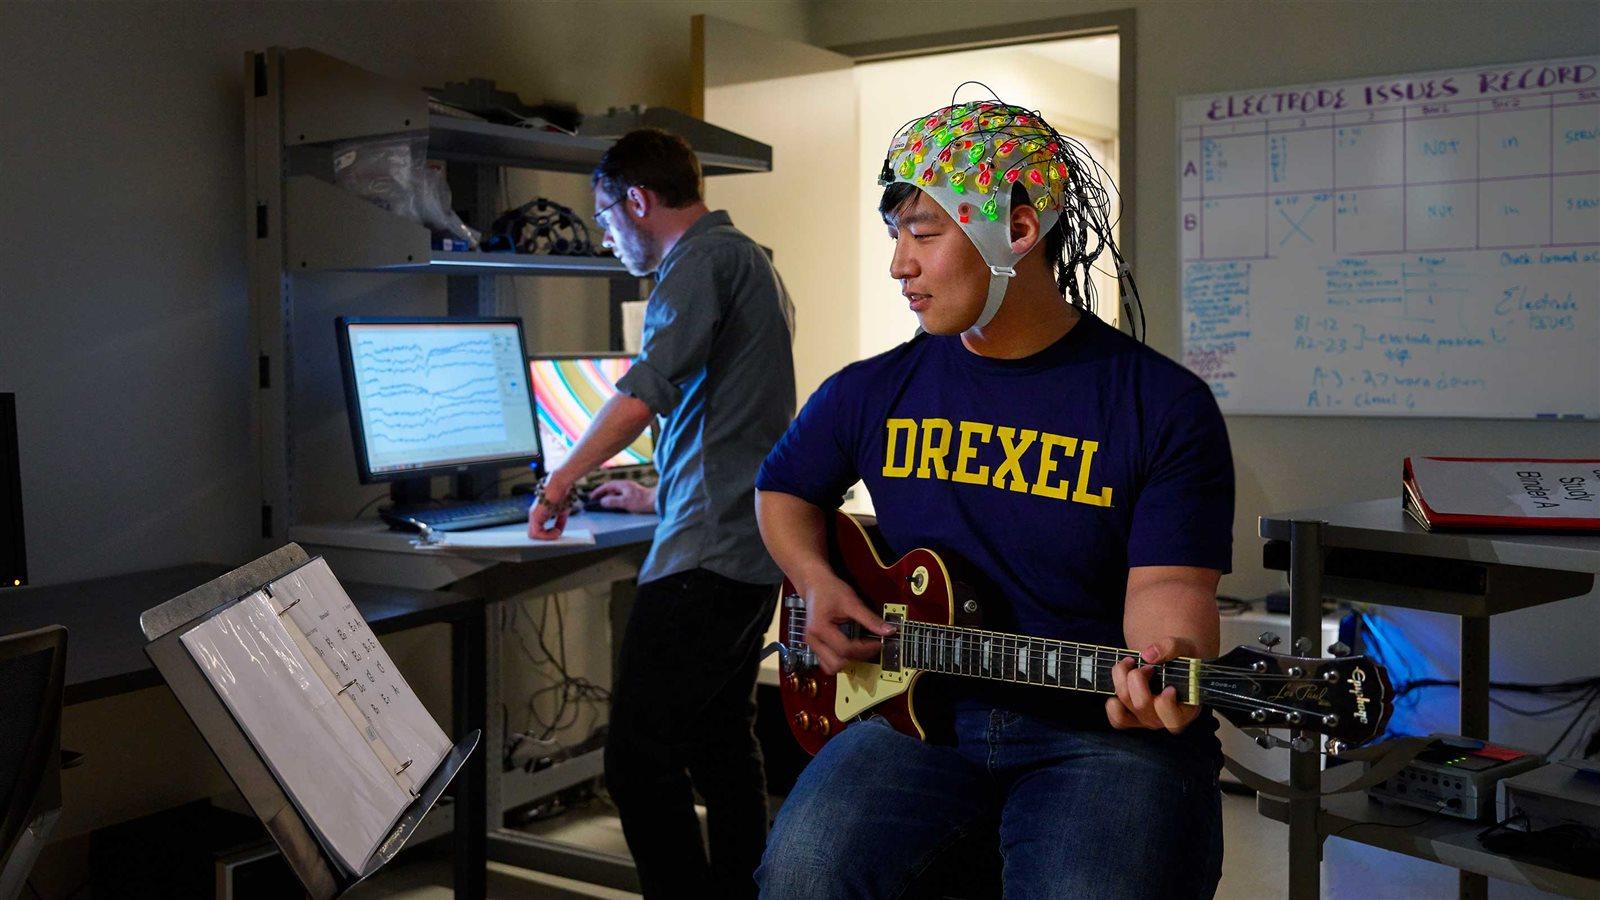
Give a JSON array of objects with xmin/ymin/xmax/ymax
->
[{"xmin": 895, "ymin": 621, "xmax": 1191, "ymax": 698}]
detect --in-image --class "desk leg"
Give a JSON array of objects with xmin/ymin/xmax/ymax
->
[
  {"xmin": 1457, "ymin": 616, "xmax": 1491, "ymax": 900},
  {"xmin": 1287, "ymin": 520, "xmax": 1326, "ymax": 900},
  {"xmin": 452, "ymin": 609, "xmax": 488, "ymax": 900}
]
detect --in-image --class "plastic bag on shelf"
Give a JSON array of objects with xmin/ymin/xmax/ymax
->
[{"xmin": 332, "ymin": 137, "xmax": 480, "ymax": 249}]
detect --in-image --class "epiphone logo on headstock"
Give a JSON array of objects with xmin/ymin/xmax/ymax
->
[{"xmin": 1348, "ymin": 668, "xmax": 1371, "ymax": 724}]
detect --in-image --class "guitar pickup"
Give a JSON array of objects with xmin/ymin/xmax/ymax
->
[{"xmin": 880, "ymin": 605, "xmax": 906, "ymax": 673}]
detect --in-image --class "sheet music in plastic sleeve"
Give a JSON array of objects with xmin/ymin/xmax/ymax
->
[
  {"xmin": 266, "ymin": 557, "xmax": 452, "ymax": 794},
  {"xmin": 179, "ymin": 590, "xmax": 411, "ymax": 875}
]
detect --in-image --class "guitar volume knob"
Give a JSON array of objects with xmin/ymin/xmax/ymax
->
[
  {"xmin": 803, "ymin": 678, "xmax": 819, "ymax": 698},
  {"xmin": 816, "ymin": 716, "xmax": 832, "ymax": 736},
  {"xmin": 794, "ymin": 711, "xmax": 812, "ymax": 731}
]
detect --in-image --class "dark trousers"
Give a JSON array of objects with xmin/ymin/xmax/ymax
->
[{"xmin": 605, "ymin": 568, "xmax": 779, "ymax": 899}]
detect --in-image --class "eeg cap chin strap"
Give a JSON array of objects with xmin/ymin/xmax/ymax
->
[{"xmin": 880, "ymin": 101, "xmax": 1067, "ymax": 330}]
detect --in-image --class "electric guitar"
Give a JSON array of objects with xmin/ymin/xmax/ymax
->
[{"xmin": 774, "ymin": 511, "xmax": 1393, "ymax": 755}]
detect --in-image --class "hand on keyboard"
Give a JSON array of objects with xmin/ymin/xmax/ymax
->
[{"xmin": 588, "ymin": 480, "xmax": 656, "ymax": 514}]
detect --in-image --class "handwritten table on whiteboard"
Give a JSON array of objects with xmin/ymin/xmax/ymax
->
[{"xmin": 1179, "ymin": 56, "xmax": 1599, "ymax": 418}]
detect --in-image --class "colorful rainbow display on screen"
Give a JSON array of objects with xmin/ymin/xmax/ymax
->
[{"xmin": 528, "ymin": 356, "xmax": 653, "ymax": 469}]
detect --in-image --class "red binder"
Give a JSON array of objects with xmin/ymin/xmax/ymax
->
[{"xmin": 1403, "ymin": 457, "xmax": 1600, "ymax": 532}]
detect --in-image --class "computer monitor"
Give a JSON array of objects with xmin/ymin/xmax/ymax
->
[
  {"xmin": 1, "ymin": 393, "xmax": 25, "ymax": 588},
  {"xmin": 336, "ymin": 317, "xmax": 544, "ymax": 483},
  {"xmin": 527, "ymin": 354, "xmax": 654, "ymax": 472}
]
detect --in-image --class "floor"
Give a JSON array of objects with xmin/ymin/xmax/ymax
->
[
  {"xmin": 352, "ymin": 784, "xmax": 1580, "ymax": 899},
  {"xmin": 355, "ymin": 790, "xmax": 1296, "ymax": 899}
]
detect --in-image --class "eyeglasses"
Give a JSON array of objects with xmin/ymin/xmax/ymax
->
[{"xmin": 594, "ymin": 195, "xmax": 626, "ymax": 228}]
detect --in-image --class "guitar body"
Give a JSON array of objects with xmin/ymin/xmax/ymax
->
[
  {"xmin": 777, "ymin": 513, "xmax": 1393, "ymax": 756},
  {"xmin": 777, "ymin": 511, "xmax": 980, "ymax": 755}
]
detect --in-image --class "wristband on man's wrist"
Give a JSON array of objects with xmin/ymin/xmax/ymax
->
[{"xmin": 534, "ymin": 474, "xmax": 576, "ymax": 508}]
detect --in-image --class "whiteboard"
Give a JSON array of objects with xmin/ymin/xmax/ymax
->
[{"xmin": 1178, "ymin": 55, "xmax": 1599, "ymax": 418}]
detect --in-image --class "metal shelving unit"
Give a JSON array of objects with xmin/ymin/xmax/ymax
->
[
  {"xmin": 1258, "ymin": 498, "xmax": 1600, "ymax": 900},
  {"xmin": 246, "ymin": 46, "xmax": 771, "ymax": 537},
  {"xmin": 316, "ymin": 251, "xmax": 632, "ymax": 276},
  {"xmin": 1258, "ymin": 791, "xmax": 1600, "ymax": 897}
]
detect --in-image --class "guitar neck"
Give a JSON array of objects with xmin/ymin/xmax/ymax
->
[{"xmin": 895, "ymin": 620, "xmax": 1198, "ymax": 703}]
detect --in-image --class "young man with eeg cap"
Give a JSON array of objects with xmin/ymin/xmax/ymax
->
[{"xmin": 752, "ymin": 95, "xmax": 1235, "ymax": 898}]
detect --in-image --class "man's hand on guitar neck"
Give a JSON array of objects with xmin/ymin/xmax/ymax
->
[
  {"xmin": 802, "ymin": 574, "xmax": 896, "ymax": 674},
  {"xmin": 1106, "ymin": 637, "xmax": 1202, "ymax": 735}
]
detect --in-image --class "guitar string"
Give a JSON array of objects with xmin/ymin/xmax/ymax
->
[
  {"xmin": 779, "ymin": 633, "xmax": 1348, "ymax": 727},
  {"xmin": 782, "ymin": 624, "xmax": 1359, "ymax": 719},
  {"xmin": 785, "ymin": 614, "xmax": 1342, "ymax": 682}
]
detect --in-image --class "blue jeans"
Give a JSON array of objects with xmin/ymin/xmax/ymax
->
[{"xmin": 757, "ymin": 708, "xmax": 1223, "ymax": 899}]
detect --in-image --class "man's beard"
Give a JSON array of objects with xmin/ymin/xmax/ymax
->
[{"xmin": 614, "ymin": 227, "xmax": 658, "ymax": 276}]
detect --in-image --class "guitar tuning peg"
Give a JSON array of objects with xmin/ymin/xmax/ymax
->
[
  {"xmin": 1292, "ymin": 637, "xmax": 1312, "ymax": 656},
  {"xmin": 1253, "ymin": 732, "xmax": 1277, "ymax": 750},
  {"xmin": 1257, "ymin": 631, "xmax": 1281, "ymax": 650},
  {"xmin": 1327, "ymin": 641, "xmax": 1352, "ymax": 657},
  {"xmin": 1288, "ymin": 735, "xmax": 1316, "ymax": 753},
  {"xmin": 1326, "ymin": 739, "xmax": 1348, "ymax": 757}
]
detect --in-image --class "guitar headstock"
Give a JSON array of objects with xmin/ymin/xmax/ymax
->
[{"xmin": 1199, "ymin": 644, "xmax": 1393, "ymax": 745}]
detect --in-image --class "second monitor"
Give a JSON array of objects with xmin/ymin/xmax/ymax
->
[{"xmin": 527, "ymin": 354, "xmax": 654, "ymax": 474}]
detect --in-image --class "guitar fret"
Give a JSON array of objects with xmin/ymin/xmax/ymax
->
[{"xmin": 903, "ymin": 628, "xmax": 1166, "ymax": 700}]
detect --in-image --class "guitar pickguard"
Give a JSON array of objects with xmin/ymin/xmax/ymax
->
[{"xmin": 834, "ymin": 604, "xmax": 911, "ymax": 722}]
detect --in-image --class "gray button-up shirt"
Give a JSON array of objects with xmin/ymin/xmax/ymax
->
[{"xmin": 616, "ymin": 210, "xmax": 795, "ymax": 586}]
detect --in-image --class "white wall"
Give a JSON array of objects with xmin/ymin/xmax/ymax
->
[
  {"xmin": 854, "ymin": 43, "xmax": 1120, "ymax": 358},
  {"xmin": 704, "ymin": 65, "xmax": 861, "ymax": 404}
]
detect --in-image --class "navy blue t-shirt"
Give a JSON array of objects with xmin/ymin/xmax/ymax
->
[{"xmin": 756, "ymin": 312, "xmax": 1235, "ymax": 737}]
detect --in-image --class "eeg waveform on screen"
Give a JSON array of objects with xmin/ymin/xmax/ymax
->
[{"xmin": 355, "ymin": 334, "xmax": 511, "ymax": 454}]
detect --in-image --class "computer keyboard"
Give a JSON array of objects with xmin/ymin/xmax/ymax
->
[{"xmin": 381, "ymin": 494, "xmax": 536, "ymax": 533}]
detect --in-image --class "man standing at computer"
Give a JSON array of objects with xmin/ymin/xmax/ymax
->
[{"xmin": 527, "ymin": 128, "xmax": 796, "ymax": 899}]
